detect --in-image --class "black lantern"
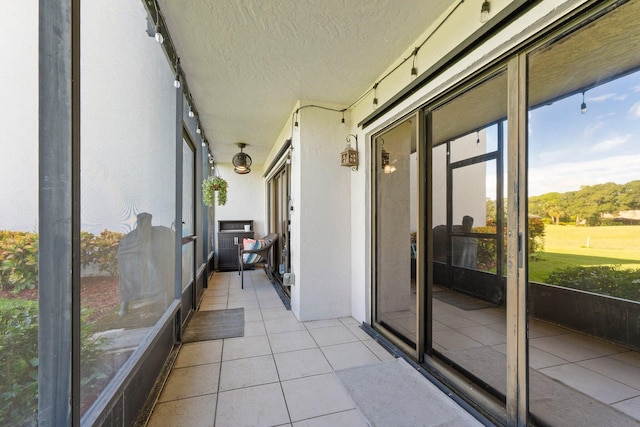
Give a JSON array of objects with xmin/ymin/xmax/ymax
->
[{"xmin": 232, "ymin": 142, "xmax": 252, "ymax": 174}]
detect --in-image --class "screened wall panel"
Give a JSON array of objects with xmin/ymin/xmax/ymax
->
[
  {"xmin": 0, "ymin": 2, "xmax": 39, "ymax": 425},
  {"xmin": 80, "ymin": 0, "xmax": 177, "ymax": 414}
]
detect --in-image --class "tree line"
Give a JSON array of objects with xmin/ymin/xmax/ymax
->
[{"xmin": 528, "ymin": 180, "xmax": 640, "ymax": 226}]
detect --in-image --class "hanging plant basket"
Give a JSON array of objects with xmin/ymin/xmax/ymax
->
[{"xmin": 202, "ymin": 175, "xmax": 228, "ymax": 206}]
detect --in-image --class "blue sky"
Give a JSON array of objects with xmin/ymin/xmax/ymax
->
[{"xmin": 528, "ymin": 70, "xmax": 640, "ymax": 196}]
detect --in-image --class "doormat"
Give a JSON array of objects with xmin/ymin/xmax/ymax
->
[
  {"xmin": 335, "ymin": 358, "xmax": 483, "ymax": 426},
  {"xmin": 182, "ymin": 308, "xmax": 244, "ymax": 343}
]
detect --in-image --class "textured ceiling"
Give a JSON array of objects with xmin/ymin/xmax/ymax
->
[{"xmin": 159, "ymin": 0, "xmax": 455, "ymax": 165}]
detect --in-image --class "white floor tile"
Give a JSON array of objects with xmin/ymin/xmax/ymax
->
[
  {"xmin": 363, "ymin": 339, "xmax": 396, "ymax": 362},
  {"xmin": 612, "ymin": 395, "xmax": 640, "ymax": 421},
  {"xmin": 222, "ymin": 335, "xmax": 271, "ymax": 361},
  {"xmin": 291, "ymin": 409, "xmax": 369, "ymax": 427},
  {"xmin": 158, "ymin": 363, "xmax": 220, "ymax": 402},
  {"xmin": 457, "ymin": 325, "xmax": 506, "ymax": 346},
  {"xmin": 274, "ymin": 348, "xmax": 333, "ymax": 381},
  {"xmin": 243, "ymin": 320, "xmax": 267, "ymax": 337},
  {"xmin": 308, "ymin": 325, "xmax": 359, "ymax": 347},
  {"xmin": 174, "ymin": 341, "xmax": 223, "ymax": 368},
  {"xmin": 303, "ymin": 319, "xmax": 342, "ymax": 329},
  {"xmin": 432, "ymin": 329, "xmax": 484, "ymax": 352},
  {"xmin": 147, "ymin": 394, "xmax": 216, "ymax": 427},
  {"xmin": 578, "ymin": 356, "xmax": 640, "ymax": 390},
  {"xmin": 540, "ymin": 363, "xmax": 639, "ymax": 404},
  {"xmin": 216, "ymin": 383, "xmax": 290, "ymax": 427},
  {"xmin": 265, "ymin": 316, "xmax": 307, "ymax": 334},
  {"xmin": 321, "ymin": 341, "xmax": 380, "ymax": 371},
  {"xmin": 219, "ymin": 355, "xmax": 279, "ymax": 391},
  {"xmin": 269, "ymin": 330, "xmax": 318, "ymax": 354},
  {"xmin": 281, "ymin": 373, "xmax": 355, "ymax": 422}
]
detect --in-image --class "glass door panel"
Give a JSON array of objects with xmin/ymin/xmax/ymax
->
[
  {"xmin": 527, "ymin": 2, "xmax": 640, "ymax": 424},
  {"xmin": 429, "ymin": 70, "xmax": 508, "ymax": 400},
  {"xmin": 182, "ymin": 138, "xmax": 195, "ymax": 291},
  {"xmin": 374, "ymin": 117, "xmax": 418, "ymax": 350}
]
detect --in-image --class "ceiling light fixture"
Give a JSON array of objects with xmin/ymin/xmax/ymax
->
[
  {"xmin": 410, "ymin": 47, "xmax": 419, "ymax": 80},
  {"xmin": 173, "ymin": 58, "xmax": 181, "ymax": 88},
  {"xmin": 480, "ymin": 0, "xmax": 491, "ymax": 23},
  {"xmin": 153, "ymin": 1, "xmax": 164, "ymax": 43},
  {"xmin": 581, "ymin": 91, "xmax": 587, "ymax": 114},
  {"xmin": 373, "ymin": 83, "xmax": 379, "ymax": 110},
  {"xmin": 232, "ymin": 143, "xmax": 252, "ymax": 175}
]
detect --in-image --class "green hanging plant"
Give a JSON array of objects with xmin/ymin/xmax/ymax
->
[{"xmin": 203, "ymin": 175, "xmax": 228, "ymax": 206}]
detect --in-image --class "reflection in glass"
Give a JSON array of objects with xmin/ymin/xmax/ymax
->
[
  {"xmin": 374, "ymin": 118, "xmax": 417, "ymax": 347},
  {"xmin": 182, "ymin": 139, "xmax": 195, "ymax": 290},
  {"xmin": 80, "ymin": 0, "xmax": 176, "ymax": 414},
  {"xmin": 527, "ymin": 2, "xmax": 640, "ymax": 424},
  {"xmin": 430, "ymin": 70, "xmax": 507, "ymax": 399},
  {"xmin": 0, "ymin": 2, "xmax": 39, "ymax": 424}
]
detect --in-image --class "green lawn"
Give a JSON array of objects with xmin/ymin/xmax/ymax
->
[{"xmin": 528, "ymin": 225, "xmax": 640, "ymax": 282}]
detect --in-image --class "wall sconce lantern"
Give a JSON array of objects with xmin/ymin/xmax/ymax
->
[
  {"xmin": 232, "ymin": 142, "xmax": 252, "ymax": 174},
  {"xmin": 341, "ymin": 134, "xmax": 359, "ymax": 171},
  {"xmin": 380, "ymin": 138, "xmax": 396, "ymax": 174}
]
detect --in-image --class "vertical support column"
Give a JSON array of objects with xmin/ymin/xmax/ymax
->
[
  {"xmin": 38, "ymin": 0, "xmax": 80, "ymax": 425},
  {"xmin": 417, "ymin": 110, "xmax": 429, "ymax": 360},
  {"xmin": 506, "ymin": 54, "xmax": 529, "ymax": 426},
  {"xmin": 174, "ymin": 84, "xmax": 184, "ymax": 338}
]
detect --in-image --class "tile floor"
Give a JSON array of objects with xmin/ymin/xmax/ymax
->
[
  {"xmin": 146, "ymin": 270, "xmax": 409, "ymax": 427},
  {"xmin": 146, "ymin": 268, "xmax": 640, "ymax": 425},
  {"xmin": 381, "ymin": 286, "xmax": 640, "ymax": 423}
]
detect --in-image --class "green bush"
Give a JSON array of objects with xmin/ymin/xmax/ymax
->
[
  {"xmin": 0, "ymin": 232, "xmax": 38, "ymax": 293},
  {"xmin": 473, "ymin": 217, "xmax": 545, "ymax": 271},
  {"xmin": 0, "ymin": 299, "xmax": 110, "ymax": 426},
  {"xmin": 0, "ymin": 299, "xmax": 38, "ymax": 425},
  {"xmin": 80, "ymin": 230, "xmax": 123, "ymax": 277},
  {"xmin": 0, "ymin": 229, "xmax": 124, "ymax": 293},
  {"xmin": 546, "ymin": 265, "xmax": 640, "ymax": 302}
]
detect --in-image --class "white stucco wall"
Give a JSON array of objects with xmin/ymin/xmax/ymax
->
[
  {"xmin": 0, "ymin": 1, "xmax": 179, "ymax": 234},
  {"xmin": 291, "ymin": 105, "xmax": 352, "ymax": 321},
  {"xmin": 214, "ymin": 163, "xmax": 266, "ymax": 239},
  {"xmin": 0, "ymin": 1, "xmax": 38, "ymax": 232}
]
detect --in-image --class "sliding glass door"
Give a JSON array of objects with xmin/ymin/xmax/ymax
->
[
  {"xmin": 428, "ymin": 70, "xmax": 509, "ymax": 404},
  {"xmin": 373, "ymin": 117, "xmax": 420, "ymax": 353},
  {"xmin": 267, "ymin": 161, "xmax": 291, "ymax": 297},
  {"xmin": 526, "ymin": 2, "xmax": 640, "ymax": 424}
]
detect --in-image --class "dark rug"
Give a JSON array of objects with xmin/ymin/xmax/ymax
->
[
  {"xmin": 182, "ymin": 308, "xmax": 244, "ymax": 343},
  {"xmin": 433, "ymin": 288, "xmax": 494, "ymax": 311}
]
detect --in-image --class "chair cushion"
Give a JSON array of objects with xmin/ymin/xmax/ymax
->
[{"xmin": 242, "ymin": 238, "xmax": 266, "ymax": 264}]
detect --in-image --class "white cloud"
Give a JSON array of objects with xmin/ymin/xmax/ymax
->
[
  {"xmin": 614, "ymin": 94, "xmax": 628, "ymax": 101},
  {"xmin": 584, "ymin": 121, "xmax": 604, "ymax": 138},
  {"xmin": 629, "ymin": 102, "xmax": 640, "ymax": 118},
  {"xmin": 588, "ymin": 93, "xmax": 617, "ymax": 102},
  {"xmin": 590, "ymin": 134, "xmax": 631, "ymax": 153},
  {"xmin": 529, "ymin": 154, "xmax": 640, "ymax": 196}
]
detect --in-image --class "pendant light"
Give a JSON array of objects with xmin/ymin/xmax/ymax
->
[{"xmin": 232, "ymin": 143, "xmax": 252, "ymax": 174}]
